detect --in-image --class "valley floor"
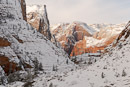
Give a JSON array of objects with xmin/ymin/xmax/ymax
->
[{"xmin": 6, "ymin": 52, "xmax": 130, "ymax": 87}]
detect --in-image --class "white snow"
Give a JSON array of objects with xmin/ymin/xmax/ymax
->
[
  {"xmin": 73, "ymin": 21, "xmax": 97, "ymax": 35},
  {"xmin": 85, "ymin": 37, "xmax": 106, "ymax": 47},
  {"xmin": 26, "ymin": 5, "xmax": 45, "ymax": 15}
]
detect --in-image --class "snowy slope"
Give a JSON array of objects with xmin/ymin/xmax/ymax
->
[{"xmin": 0, "ymin": 0, "xmax": 75, "ymax": 85}]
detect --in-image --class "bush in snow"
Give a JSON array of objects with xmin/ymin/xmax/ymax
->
[
  {"xmin": 101, "ymin": 72, "xmax": 105, "ymax": 78},
  {"xmin": 49, "ymin": 82, "xmax": 53, "ymax": 87},
  {"xmin": 122, "ymin": 69, "xmax": 127, "ymax": 77}
]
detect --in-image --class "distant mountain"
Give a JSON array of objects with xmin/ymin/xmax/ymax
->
[
  {"xmin": 51, "ymin": 22, "xmax": 126, "ymax": 56},
  {"xmin": 89, "ymin": 23, "xmax": 114, "ymax": 30},
  {"xmin": 26, "ymin": 5, "xmax": 126, "ymax": 57},
  {"xmin": 44, "ymin": 21, "xmax": 130, "ymax": 87},
  {"xmin": 50, "ymin": 21, "xmax": 97, "ymax": 55}
]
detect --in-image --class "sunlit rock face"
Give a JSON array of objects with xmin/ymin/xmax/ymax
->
[
  {"xmin": 26, "ymin": 5, "xmax": 126, "ymax": 57},
  {"xmin": 51, "ymin": 22, "xmax": 95, "ymax": 55},
  {"xmin": 51, "ymin": 22, "xmax": 126, "ymax": 56},
  {"xmin": 27, "ymin": 5, "xmax": 51, "ymax": 40}
]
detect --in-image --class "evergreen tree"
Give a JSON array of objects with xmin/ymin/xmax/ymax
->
[
  {"xmin": 66, "ymin": 59, "xmax": 69, "ymax": 65},
  {"xmin": 122, "ymin": 69, "xmax": 127, "ymax": 77},
  {"xmin": 101, "ymin": 72, "xmax": 105, "ymax": 78}
]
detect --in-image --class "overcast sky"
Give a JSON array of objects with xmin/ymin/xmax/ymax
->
[{"xmin": 26, "ymin": 0, "xmax": 130, "ymax": 25}]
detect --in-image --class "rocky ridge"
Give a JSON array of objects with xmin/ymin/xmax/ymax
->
[{"xmin": 0, "ymin": 0, "xmax": 74, "ymax": 85}]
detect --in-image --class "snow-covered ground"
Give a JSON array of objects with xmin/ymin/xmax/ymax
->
[{"xmin": 7, "ymin": 22, "xmax": 130, "ymax": 87}]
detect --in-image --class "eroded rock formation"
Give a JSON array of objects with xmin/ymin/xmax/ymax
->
[
  {"xmin": 27, "ymin": 5, "xmax": 52, "ymax": 40},
  {"xmin": 51, "ymin": 22, "xmax": 94, "ymax": 55},
  {"xmin": 51, "ymin": 22, "xmax": 126, "ymax": 56}
]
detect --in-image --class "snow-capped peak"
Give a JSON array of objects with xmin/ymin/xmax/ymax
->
[{"xmin": 26, "ymin": 5, "xmax": 45, "ymax": 16}]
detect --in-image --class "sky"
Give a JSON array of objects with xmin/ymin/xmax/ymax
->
[{"xmin": 26, "ymin": 0, "xmax": 130, "ymax": 25}]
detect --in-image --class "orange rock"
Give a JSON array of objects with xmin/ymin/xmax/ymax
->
[
  {"xmin": 70, "ymin": 34, "xmax": 118, "ymax": 56},
  {"xmin": 70, "ymin": 37, "xmax": 86, "ymax": 56},
  {"xmin": 27, "ymin": 12, "xmax": 39, "ymax": 30},
  {"xmin": 113, "ymin": 21, "xmax": 130, "ymax": 47},
  {"xmin": 0, "ymin": 37, "xmax": 11, "ymax": 47},
  {"xmin": 85, "ymin": 46, "xmax": 104, "ymax": 53},
  {"xmin": 104, "ymin": 35, "xmax": 118, "ymax": 47},
  {"xmin": 52, "ymin": 22, "xmax": 92, "ymax": 55},
  {"xmin": 0, "ymin": 55, "xmax": 19, "ymax": 75}
]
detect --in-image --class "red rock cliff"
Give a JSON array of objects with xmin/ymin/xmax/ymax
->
[{"xmin": 21, "ymin": 0, "xmax": 27, "ymax": 21}]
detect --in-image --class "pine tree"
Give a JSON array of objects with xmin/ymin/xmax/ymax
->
[
  {"xmin": 101, "ymin": 72, "xmax": 105, "ymax": 78},
  {"xmin": 52, "ymin": 65, "xmax": 55, "ymax": 71},
  {"xmin": 66, "ymin": 59, "xmax": 69, "ymax": 65},
  {"xmin": 95, "ymin": 59, "xmax": 97, "ymax": 62},
  {"xmin": 122, "ymin": 69, "xmax": 127, "ymax": 77},
  {"xmin": 39, "ymin": 63, "xmax": 43, "ymax": 71},
  {"xmin": 49, "ymin": 83, "xmax": 53, "ymax": 87},
  {"xmin": 38, "ymin": 18, "xmax": 43, "ymax": 33}
]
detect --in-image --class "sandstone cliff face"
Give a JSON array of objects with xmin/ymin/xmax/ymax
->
[
  {"xmin": 27, "ymin": 5, "xmax": 51, "ymax": 40},
  {"xmin": 21, "ymin": 0, "xmax": 27, "ymax": 21},
  {"xmin": 70, "ymin": 37, "xmax": 86, "ymax": 56},
  {"xmin": 113, "ymin": 21, "xmax": 130, "ymax": 47},
  {"xmin": 27, "ymin": 12, "xmax": 39, "ymax": 29},
  {"xmin": 51, "ymin": 22, "xmax": 126, "ymax": 56},
  {"xmin": 0, "ymin": 37, "xmax": 11, "ymax": 47},
  {"xmin": 70, "ymin": 37, "xmax": 105, "ymax": 56},
  {"xmin": 51, "ymin": 22, "xmax": 94, "ymax": 55}
]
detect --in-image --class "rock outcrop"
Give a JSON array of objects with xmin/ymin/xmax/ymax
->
[
  {"xmin": 27, "ymin": 5, "xmax": 51, "ymax": 40},
  {"xmin": 51, "ymin": 22, "xmax": 95, "ymax": 55},
  {"xmin": 51, "ymin": 22, "xmax": 126, "ymax": 56},
  {"xmin": 39, "ymin": 5, "xmax": 51, "ymax": 40},
  {"xmin": 113, "ymin": 21, "xmax": 130, "ymax": 47},
  {"xmin": 0, "ymin": 37, "xmax": 11, "ymax": 47},
  {"xmin": 21, "ymin": 0, "xmax": 27, "ymax": 21},
  {"xmin": 0, "ymin": 0, "xmax": 73, "ymax": 85}
]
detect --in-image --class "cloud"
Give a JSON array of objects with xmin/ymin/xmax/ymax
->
[{"xmin": 26, "ymin": 0, "xmax": 130, "ymax": 24}]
